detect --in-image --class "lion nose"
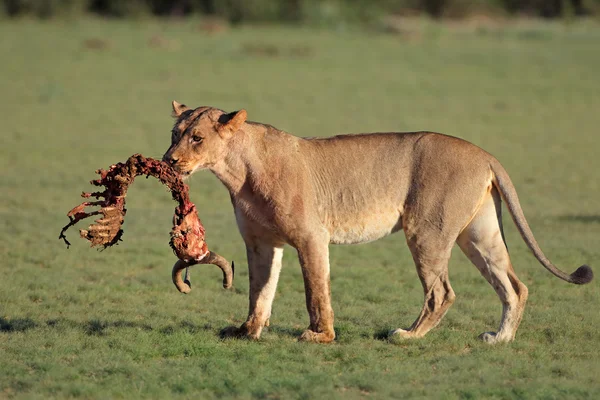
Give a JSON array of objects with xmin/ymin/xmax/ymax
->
[{"xmin": 163, "ymin": 154, "xmax": 179, "ymax": 165}]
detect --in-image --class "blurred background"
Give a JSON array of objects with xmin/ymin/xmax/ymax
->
[
  {"xmin": 1, "ymin": 1, "xmax": 599, "ymax": 398},
  {"xmin": 2, "ymin": 0, "xmax": 600, "ymax": 21}
]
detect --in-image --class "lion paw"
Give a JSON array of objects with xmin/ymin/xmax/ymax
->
[
  {"xmin": 298, "ymin": 329, "xmax": 335, "ymax": 343},
  {"xmin": 479, "ymin": 331, "xmax": 502, "ymax": 344},
  {"xmin": 389, "ymin": 328, "xmax": 417, "ymax": 340}
]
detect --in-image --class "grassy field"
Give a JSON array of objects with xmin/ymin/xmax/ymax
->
[{"xmin": 1, "ymin": 17, "xmax": 600, "ymax": 399}]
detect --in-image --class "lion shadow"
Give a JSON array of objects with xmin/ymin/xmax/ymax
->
[
  {"xmin": 2, "ymin": 316, "xmax": 346, "ymax": 341},
  {"xmin": 1, "ymin": 316, "xmax": 215, "ymax": 336},
  {"xmin": 264, "ymin": 325, "xmax": 304, "ymax": 338},
  {"xmin": 373, "ymin": 327, "xmax": 397, "ymax": 341},
  {"xmin": 0, "ymin": 317, "xmax": 37, "ymax": 332},
  {"xmin": 557, "ymin": 215, "xmax": 600, "ymax": 224}
]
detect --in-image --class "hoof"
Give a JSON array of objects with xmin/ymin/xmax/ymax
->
[{"xmin": 178, "ymin": 285, "xmax": 191, "ymax": 294}]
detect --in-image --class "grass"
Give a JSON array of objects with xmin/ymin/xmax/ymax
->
[{"xmin": 1, "ymin": 17, "xmax": 600, "ymax": 399}]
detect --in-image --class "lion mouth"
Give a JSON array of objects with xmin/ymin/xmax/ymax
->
[
  {"xmin": 176, "ymin": 164, "xmax": 203, "ymax": 179},
  {"xmin": 180, "ymin": 170, "xmax": 192, "ymax": 180},
  {"xmin": 172, "ymin": 164, "xmax": 193, "ymax": 177}
]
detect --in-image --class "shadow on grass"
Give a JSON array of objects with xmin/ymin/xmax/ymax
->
[
  {"xmin": 218, "ymin": 324, "xmax": 305, "ymax": 341},
  {"xmin": 268, "ymin": 325, "xmax": 304, "ymax": 338},
  {"xmin": 159, "ymin": 320, "xmax": 214, "ymax": 336},
  {"xmin": 267, "ymin": 325, "xmax": 304, "ymax": 338},
  {"xmin": 2, "ymin": 316, "xmax": 216, "ymax": 337},
  {"xmin": 84, "ymin": 319, "xmax": 216, "ymax": 336},
  {"xmin": 80, "ymin": 318, "xmax": 217, "ymax": 336},
  {"xmin": 374, "ymin": 328, "xmax": 393, "ymax": 341},
  {"xmin": 557, "ymin": 215, "xmax": 600, "ymax": 224},
  {"xmin": 0, "ymin": 317, "xmax": 37, "ymax": 332},
  {"xmin": 84, "ymin": 319, "xmax": 154, "ymax": 336}
]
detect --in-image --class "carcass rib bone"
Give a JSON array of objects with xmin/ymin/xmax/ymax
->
[{"xmin": 59, "ymin": 154, "xmax": 233, "ymax": 293}]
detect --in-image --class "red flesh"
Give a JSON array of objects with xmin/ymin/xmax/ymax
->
[{"xmin": 59, "ymin": 154, "xmax": 208, "ymax": 263}]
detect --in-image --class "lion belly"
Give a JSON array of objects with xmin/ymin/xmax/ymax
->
[{"xmin": 327, "ymin": 208, "xmax": 403, "ymax": 245}]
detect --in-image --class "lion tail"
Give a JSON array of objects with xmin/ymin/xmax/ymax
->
[{"xmin": 490, "ymin": 160, "xmax": 593, "ymax": 285}]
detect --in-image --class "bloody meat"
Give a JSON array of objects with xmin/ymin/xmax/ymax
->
[{"xmin": 59, "ymin": 154, "xmax": 233, "ymax": 292}]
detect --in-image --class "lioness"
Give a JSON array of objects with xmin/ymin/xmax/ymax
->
[{"xmin": 163, "ymin": 101, "xmax": 593, "ymax": 344}]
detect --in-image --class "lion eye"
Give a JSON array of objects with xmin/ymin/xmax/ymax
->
[{"xmin": 192, "ymin": 135, "xmax": 203, "ymax": 143}]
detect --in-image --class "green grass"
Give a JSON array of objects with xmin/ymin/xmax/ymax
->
[{"xmin": 1, "ymin": 17, "xmax": 600, "ymax": 399}]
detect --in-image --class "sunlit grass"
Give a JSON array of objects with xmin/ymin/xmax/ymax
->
[{"xmin": 1, "ymin": 18, "xmax": 599, "ymax": 399}]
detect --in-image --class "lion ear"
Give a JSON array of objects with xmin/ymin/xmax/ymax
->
[
  {"xmin": 217, "ymin": 109, "xmax": 247, "ymax": 138},
  {"xmin": 172, "ymin": 100, "xmax": 190, "ymax": 118}
]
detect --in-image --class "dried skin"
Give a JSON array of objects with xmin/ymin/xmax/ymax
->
[{"xmin": 59, "ymin": 154, "xmax": 233, "ymax": 290}]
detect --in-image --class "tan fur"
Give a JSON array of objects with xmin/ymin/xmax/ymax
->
[{"xmin": 164, "ymin": 102, "xmax": 593, "ymax": 344}]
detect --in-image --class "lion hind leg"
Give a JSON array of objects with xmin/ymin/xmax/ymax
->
[
  {"xmin": 457, "ymin": 188, "xmax": 528, "ymax": 344},
  {"xmin": 391, "ymin": 239, "xmax": 455, "ymax": 340}
]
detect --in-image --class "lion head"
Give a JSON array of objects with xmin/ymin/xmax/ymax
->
[{"xmin": 162, "ymin": 101, "xmax": 247, "ymax": 176}]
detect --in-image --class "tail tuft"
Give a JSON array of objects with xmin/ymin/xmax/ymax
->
[{"xmin": 570, "ymin": 265, "xmax": 593, "ymax": 284}]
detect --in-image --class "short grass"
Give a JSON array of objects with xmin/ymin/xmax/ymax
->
[{"xmin": 1, "ymin": 17, "xmax": 599, "ymax": 399}]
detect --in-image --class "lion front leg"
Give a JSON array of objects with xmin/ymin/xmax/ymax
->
[
  {"xmin": 296, "ymin": 237, "xmax": 335, "ymax": 343},
  {"xmin": 221, "ymin": 239, "xmax": 283, "ymax": 340}
]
